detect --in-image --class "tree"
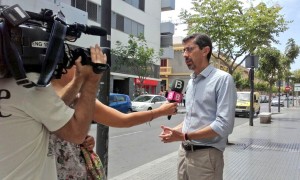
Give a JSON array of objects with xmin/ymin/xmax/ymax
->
[
  {"xmin": 285, "ymin": 38, "xmax": 300, "ymax": 67},
  {"xmin": 179, "ymin": 0, "xmax": 289, "ymax": 75},
  {"xmin": 254, "ymin": 81, "xmax": 268, "ymax": 92},
  {"xmin": 256, "ymin": 46, "xmax": 283, "ymax": 112},
  {"xmin": 293, "ymin": 69, "xmax": 300, "ymax": 83},
  {"xmin": 232, "ymin": 71, "xmax": 249, "ymax": 90},
  {"xmin": 111, "ymin": 34, "xmax": 161, "ymax": 95}
]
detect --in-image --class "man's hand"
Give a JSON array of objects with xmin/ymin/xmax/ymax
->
[{"xmin": 159, "ymin": 125, "xmax": 185, "ymax": 143}]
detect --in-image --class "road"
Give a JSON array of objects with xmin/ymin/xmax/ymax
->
[{"xmin": 88, "ymin": 102, "xmax": 287, "ymax": 179}]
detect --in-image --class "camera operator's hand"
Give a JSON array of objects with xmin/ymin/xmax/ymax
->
[{"xmin": 74, "ymin": 44, "xmax": 107, "ymax": 82}]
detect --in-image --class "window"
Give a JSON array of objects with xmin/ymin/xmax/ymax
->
[
  {"xmin": 137, "ymin": 24, "xmax": 144, "ymax": 36},
  {"xmin": 161, "ymin": 59, "xmax": 167, "ymax": 67},
  {"xmin": 131, "ymin": 21, "xmax": 138, "ymax": 36},
  {"xmin": 123, "ymin": 0, "xmax": 145, "ymax": 11},
  {"xmin": 117, "ymin": 96, "xmax": 126, "ymax": 102},
  {"xmin": 124, "ymin": 18, "xmax": 132, "ymax": 34},
  {"xmin": 152, "ymin": 97, "xmax": 160, "ymax": 103},
  {"xmin": 71, "ymin": 0, "xmax": 101, "ymax": 23},
  {"xmin": 159, "ymin": 96, "xmax": 167, "ymax": 101},
  {"xmin": 111, "ymin": 12, "xmax": 144, "ymax": 36},
  {"xmin": 72, "ymin": 0, "xmax": 86, "ymax": 11},
  {"xmin": 111, "ymin": 12, "xmax": 117, "ymax": 29},
  {"xmin": 116, "ymin": 14, "xmax": 124, "ymax": 31},
  {"xmin": 87, "ymin": 1, "xmax": 97, "ymax": 21},
  {"xmin": 138, "ymin": 0, "xmax": 145, "ymax": 11}
]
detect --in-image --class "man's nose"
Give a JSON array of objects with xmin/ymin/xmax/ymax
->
[{"xmin": 182, "ymin": 51, "xmax": 189, "ymax": 58}]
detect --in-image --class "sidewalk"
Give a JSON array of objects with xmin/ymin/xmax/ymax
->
[{"xmin": 110, "ymin": 107, "xmax": 300, "ymax": 180}]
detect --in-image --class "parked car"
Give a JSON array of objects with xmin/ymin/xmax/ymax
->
[
  {"xmin": 131, "ymin": 94, "xmax": 167, "ymax": 112},
  {"xmin": 260, "ymin": 95, "xmax": 269, "ymax": 103},
  {"xmin": 109, "ymin": 93, "xmax": 132, "ymax": 113},
  {"xmin": 271, "ymin": 98, "xmax": 284, "ymax": 107},
  {"xmin": 235, "ymin": 91, "xmax": 260, "ymax": 117}
]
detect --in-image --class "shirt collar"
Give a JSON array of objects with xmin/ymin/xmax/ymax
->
[{"xmin": 190, "ymin": 64, "xmax": 214, "ymax": 79}]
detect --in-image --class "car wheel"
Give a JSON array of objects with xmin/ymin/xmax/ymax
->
[{"xmin": 147, "ymin": 107, "xmax": 152, "ymax": 111}]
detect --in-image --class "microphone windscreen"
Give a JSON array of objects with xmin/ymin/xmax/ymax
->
[
  {"xmin": 85, "ymin": 25, "xmax": 107, "ymax": 36},
  {"xmin": 170, "ymin": 79, "xmax": 184, "ymax": 93}
]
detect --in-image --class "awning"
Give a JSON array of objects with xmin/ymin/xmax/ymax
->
[{"xmin": 134, "ymin": 78, "xmax": 158, "ymax": 86}]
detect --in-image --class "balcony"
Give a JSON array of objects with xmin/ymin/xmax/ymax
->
[
  {"xmin": 160, "ymin": 22, "xmax": 175, "ymax": 35},
  {"xmin": 161, "ymin": 46, "xmax": 174, "ymax": 59},
  {"xmin": 161, "ymin": 0, "xmax": 175, "ymax": 11},
  {"xmin": 161, "ymin": 34, "xmax": 173, "ymax": 47},
  {"xmin": 160, "ymin": 67, "xmax": 172, "ymax": 76}
]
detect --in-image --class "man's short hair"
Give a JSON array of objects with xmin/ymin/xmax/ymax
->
[{"xmin": 182, "ymin": 33, "xmax": 213, "ymax": 62}]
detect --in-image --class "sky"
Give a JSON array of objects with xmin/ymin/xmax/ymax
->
[{"xmin": 161, "ymin": 0, "xmax": 300, "ymax": 71}]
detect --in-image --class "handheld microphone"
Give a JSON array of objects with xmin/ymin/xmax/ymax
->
[{"xmin": 167, "ymin": 79, "xmax": 184, "ymax": 120}]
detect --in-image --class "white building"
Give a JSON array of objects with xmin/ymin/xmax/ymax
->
[{"xmin": 0, "ymin": 0, "xmax": 175, "ymax": 98}]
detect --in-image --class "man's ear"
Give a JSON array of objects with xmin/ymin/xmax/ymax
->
[{"xmin": 203, "ymin": 46, "xmax": 210, "ymax": 56}]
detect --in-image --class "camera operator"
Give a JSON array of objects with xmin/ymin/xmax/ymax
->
[{"xmin": 0, "ymin": 44, "xmax": 106, "ymax": 179}]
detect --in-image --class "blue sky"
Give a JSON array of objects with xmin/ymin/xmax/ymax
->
[
  {"xmin": 273, "ymin": 0, "xmax": 300, "ymax": 71},
  {"xmin": 162, "ymin": 0, "xmax": 300, "ymax": 71}
]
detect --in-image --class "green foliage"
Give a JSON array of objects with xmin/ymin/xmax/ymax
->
[
  {"xmin": 292, "ymin": 69, "xmax": 300, "ymax": 83},
  {"xmin": 179, "ymin": 0, "xmax": 289, "ymax": 74},
  {"xmin": 256, "ymin": 46, "xmax": 283, "ymax": 98},
  {"xmin": 232, "ymin": 71, "xmax": 249, "ymax": 90},
  {"xmin": 285, "ymin": 38, "xmax": 300, "ymax": 68},
  {"xmin": 111, "ymin": 34, "xmax": 160, "ymax": 92},
  {"xmin": 254, "ymin": 81, "xmax": 268, "ymax": 92}
]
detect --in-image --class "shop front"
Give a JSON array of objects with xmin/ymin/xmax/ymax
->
[{"xmin": 134, "ymin": 78, "xmax": 159, "ymax": 95}]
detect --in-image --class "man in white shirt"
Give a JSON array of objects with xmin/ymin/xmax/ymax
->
[{"xmin": 160, "ymin": 33, "xmax": 237, "ymax": 180}]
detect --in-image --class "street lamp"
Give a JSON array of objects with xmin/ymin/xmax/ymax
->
[{"xmin": 245, "ymin": 55, "xmax": 258, "ymax": 126}]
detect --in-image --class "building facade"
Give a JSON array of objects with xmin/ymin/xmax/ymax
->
[
  {"xmin": 1, "ymin": 0, "xmax": 175, "ymax": 99},
  {"xmin": 160, "ymin": 36, "xmax": 250, "ymax": 92}
]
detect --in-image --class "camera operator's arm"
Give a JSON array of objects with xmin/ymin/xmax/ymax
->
[
  {"xmin": 52, "ymin": 65, "xmax": 84, "ymax": 106},
  {"xmin": 54, "ymin": 44, "xmax": 107, "ymax": 144}
]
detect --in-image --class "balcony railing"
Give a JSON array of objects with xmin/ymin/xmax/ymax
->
[
  {"xmin": 161, "ymin": 0, "xmax": 175, "ymax": 11},
  {"xmin": 160, "ymin": 67, "xmax": 172, "ymax": 75}
]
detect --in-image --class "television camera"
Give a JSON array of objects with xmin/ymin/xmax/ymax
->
[{"xmin": 0, "ymin": 4, "xmax": 109, "ymax": 88}]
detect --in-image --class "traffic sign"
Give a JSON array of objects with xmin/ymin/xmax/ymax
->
[
  {"xmin": 295, "ymin": 83, "xmax": 300, "ymax": 92},
  {"xmin": 285, "ymin": 86, "xmax": 291, "ymax": 92}
]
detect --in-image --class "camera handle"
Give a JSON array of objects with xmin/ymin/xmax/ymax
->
[
  {"xmin": 70, "ymin": 48, "xmax": 110, "ymax": 74},
  {"xmin": 37, "ymin": 19, "xmax": 67, "ymax": 86}
]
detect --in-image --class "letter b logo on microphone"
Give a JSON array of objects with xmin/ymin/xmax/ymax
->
[{"xmin": 174, "ymin": 80, "xmax": 183, "ymax": 90}]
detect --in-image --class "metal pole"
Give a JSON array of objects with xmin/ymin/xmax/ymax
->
[
  {"xmin": 96, "ymin": 0, "xmax": 111, "ymax": 177},
  {"xmin": 287, "ymin": 77, "xmax": 289, "ymax": 108},
  {"xmin": 249, "ymin": 58, "xmax": 254, "ymax": 126},
  {"xmin": 278, "ymin": 81, "xmax": 281, "ymax": 113},
  {"xmin": 293, "ymin": 84, "xmax": 295, "ymax": 106}
]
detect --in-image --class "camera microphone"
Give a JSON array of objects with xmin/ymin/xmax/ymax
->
[
  {"xmin": 166, "ymin": 79, "xmax": 184, "ymax": 120},
  {"xmin": 68, "ymin": 23, "xmax": 107, "ymax": 37},
  {"xmin": 84, "ymin": 25, "xmax": 107, "ymax": 36}
]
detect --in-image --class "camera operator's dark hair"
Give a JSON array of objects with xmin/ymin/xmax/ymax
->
[{"xmin": 182, "ymin": 33, "xmax": 212, "ymax": 62}]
